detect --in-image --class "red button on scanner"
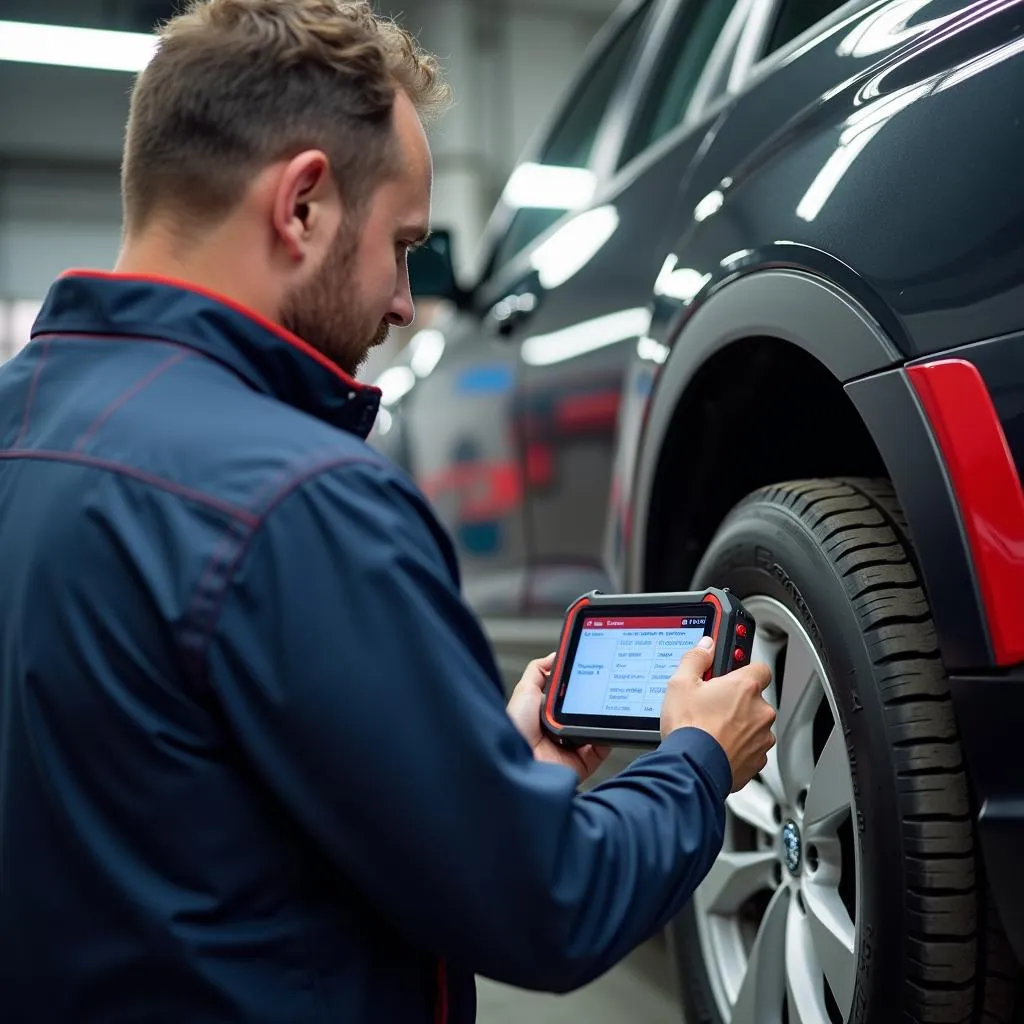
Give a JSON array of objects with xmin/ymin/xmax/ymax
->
[
  {"xmin": 734, "ymin": 647, "xmax": 746, "ymax": 663},
  {"xmin": 736, "ymin": 624, "xmax": 748, "ymax": 638}
]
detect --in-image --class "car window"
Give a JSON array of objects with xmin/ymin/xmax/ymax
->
[
  {"xmin": 489, "ymin": 3, "xmax": 650, "ymax": 275},
  {"xmin": 619, "ymin": 0, "xmax": 738, "ymax": 167},
  {"xmin": 765, "ymin": 0, "xmax": 850, "ymax": 54}
]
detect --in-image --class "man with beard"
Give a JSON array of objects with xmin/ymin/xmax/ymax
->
[{"xmin": 0, "ymin": 1, "xmax": 776, "ymax": 1022}]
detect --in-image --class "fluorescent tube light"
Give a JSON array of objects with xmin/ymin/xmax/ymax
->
[
  {"xmin": 375, "ymin": 366, "xmax": 416, "ymax": 407},
  {"xmin": 409, "ymin": 329, "xmax": 446, "ymax": 379},
  {"xmin": 0, "ymin": 20, "xmax": 158, "ymax": 73}
]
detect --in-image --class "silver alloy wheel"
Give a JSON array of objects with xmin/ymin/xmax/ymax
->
[{"xmin": 693, "ymin": 595, "xmax": 861, "ymax": 1024}]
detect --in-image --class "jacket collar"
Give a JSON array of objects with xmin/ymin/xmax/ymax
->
[{"xmin": 33, "ymin": 270, "xmax": 382, "ymax": 439}]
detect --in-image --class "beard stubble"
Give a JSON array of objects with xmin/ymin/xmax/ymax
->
[{"xmin": 280, "ymin": 223, "xmax": 390, "ymax": 379}]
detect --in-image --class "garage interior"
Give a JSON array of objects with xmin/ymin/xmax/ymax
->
[
  {"xmin": 2, "ymin": 2, "xmax": 1022, "ymax": 1023},
  {"xmin": 0, "ymin": 0, "xmax": 678, "ymax": 1020},
  {"xmin": 0, "ymin": 0, "xmax": 616, "ymax": 377}
]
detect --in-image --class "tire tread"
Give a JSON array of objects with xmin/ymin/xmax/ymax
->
[
  {"xmin": 738, "ymin": 478, "xmax": 1018, "ymax": 1022},
  {"xmin": 676, "ymin": 477, "xmax": 1019, "ymax": 1024}
]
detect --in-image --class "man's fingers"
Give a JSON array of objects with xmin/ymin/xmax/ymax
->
[
  {"xmin": 532, "ymin": 652, "xmax": 556, "ymax": 675},
  {"xmin": 672, "ymin": 637, "xmax": 715, "ymax": 685},
  {"xmin": 518, "ymin": 653, "xmax": 557, "ymax": 694},
  {"xmin": 577, "ymin": 744, "xmax": 612, "ymax": 776},
  {"xmin": 727, "ymin": 663, "xmax": 773, "ymax": 692}
]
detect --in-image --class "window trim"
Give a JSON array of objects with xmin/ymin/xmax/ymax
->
[
  {"xmin": 730, "ymin": 0, "xmax": 877, "ymax": 96},
  {"xmin": 475, "ymin": 0, "xmax": 750, "ymax": 305},
  {"xmin": 599, "ymin": 0, "xmax": 752, "ymax": 185},
  {"xmin": 616, "ymin": 0, "xmax": 751, "ymax": 169},
  {"xmin": 589, "ymin": 0, "xmax": 689, "ymax": 180},
  {"xmin": 682, "ymin": 0, "xmax": 760, "ymax": 129},
  {"xmin": 465, "ymin": 0, "xmax": 873, "ymax": 306},
  {"xmin": 470, "ymin": 0, "xmax": 660, "ymax": 293},
  {"xmin": 724, "ymin": 0, "xmax": 779, "ymax": 96},
  {"xmin": 604, "ymin": 0, "xmax": 876, "ymax": 188}
]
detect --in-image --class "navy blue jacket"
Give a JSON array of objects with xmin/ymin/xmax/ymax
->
[{"xmin": 0, "ymin": 271, "xmax": 732, "ymax": 1023}]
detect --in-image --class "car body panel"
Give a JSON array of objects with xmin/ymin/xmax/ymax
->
[
  {"xmin": 644, "ymin": 0, "xmax": 1024, "ymax": 361},
  {"xmin": 620, "ymin": 0, "xmax": 1024, "ymax": 670}
]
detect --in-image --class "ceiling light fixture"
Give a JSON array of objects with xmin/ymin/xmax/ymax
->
[{"xmin": 0, "ymin": 20, "xmax": 157, "ymax": 73}]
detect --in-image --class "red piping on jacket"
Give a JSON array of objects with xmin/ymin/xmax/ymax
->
[
  {"xmin": 435, "ymin": 958, "xmax": 448, "ymax": 1024},
  {"xmin": 57, "ymin": 270, "xmax": 381, "ymax": 397}
]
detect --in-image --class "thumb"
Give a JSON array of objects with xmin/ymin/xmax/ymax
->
[
  {"xmin": 672, "ymin": 636, "xmax": 715, "ymax": 687},
  {"xmin": 507, "ymin": 653, "xmax": 555, "ymax": 717}
]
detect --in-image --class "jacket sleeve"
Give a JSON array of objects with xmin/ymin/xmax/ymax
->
[{"xmin": 200, "ymin": 458, "xmax": 732, "ymax": 993}]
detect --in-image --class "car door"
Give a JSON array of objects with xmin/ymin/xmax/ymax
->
[
  {"xmin": 468, "ymin": 0, "xmax": 655, "ymax": 630},
  {"xmin": 499, "ymin": 0, "xmax": 747, "ymax": 621},
  {"xmin": 371, "ymin": 259, "xmax": 530, "ymax": 645},
  {"xmin": 378, "ymin": 0, "xmax": 656, "ymax": 682}
]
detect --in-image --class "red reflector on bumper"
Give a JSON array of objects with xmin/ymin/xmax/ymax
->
[{"xmin": 908, "ymin": 359, "xmax": 1024, "ymax": 666}]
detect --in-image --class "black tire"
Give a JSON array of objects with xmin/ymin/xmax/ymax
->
[{"xmin": 670, "ymin": 478, "xmax": 1018, "ymax": 1024}]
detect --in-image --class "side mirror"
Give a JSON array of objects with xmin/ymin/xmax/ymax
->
[{"xmin": 408, "ymin": 229, "xmax": 469, "ymax": 307}]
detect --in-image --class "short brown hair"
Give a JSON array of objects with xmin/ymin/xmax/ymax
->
[{"xmin": 122, "ymin": 0, "xmax": 450, "ymax": 235}]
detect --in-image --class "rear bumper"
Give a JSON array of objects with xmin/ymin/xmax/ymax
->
[{"xmin": 950, "ymin": 669, "xmax": 1024, "ymax": 965}]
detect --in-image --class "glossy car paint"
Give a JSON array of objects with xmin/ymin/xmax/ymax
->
[
  {"xmin": 380, "ymin": 0, "xmax": 1024, "ymax": 959},
  {"xmin": 625, "ymin": 0, "xmax": 1024, "ymax": 672}
]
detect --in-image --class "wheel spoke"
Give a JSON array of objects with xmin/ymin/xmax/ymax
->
[
  {"xmin": 695, "ymin": 596, "xmax": 863, "ymax": 1024},
  {"xmin": 748, "ymin": 626, "xmax": 786, "ymax": 802},
  {"xmin": 750, "ymin": 630, "xmax": 784, "ymax": 692},
  {"xmin": 730, "ymin": 885, "xmax": 789, "ymax": 1023},
  {"xmin": 775, "ymin": 630, "xmax": 823, "ymax": 803},
  {"xmin": 785, "ymin": 899, "xmax": 831, "ymax": 1024},
  {"xmin": 803, "ymin": 878, "xmax": 857, "ymax": 1018},
  {"xmin": 759, "ymin": 741, "xmax": 786, "ymax": 804},
  {"xmin": 804, "ymin": 725, "xmax": 854, "ymax": 838},
  {"xmin": 697, "ymin": 850, "xmax": 776, "ymax": 916},
  {"xmin": 727, "ymin": 778, "xmax": 778, "ymax": 835}
]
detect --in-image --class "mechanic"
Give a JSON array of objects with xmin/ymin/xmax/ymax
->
[{"xmin": 0, "ymin": 1, "xmax": 777, "ymax": 1021}]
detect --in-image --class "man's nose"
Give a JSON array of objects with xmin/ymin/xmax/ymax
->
[{"xmin": 388, "ymin": 281, "xmax": 416, "ymax": 329}]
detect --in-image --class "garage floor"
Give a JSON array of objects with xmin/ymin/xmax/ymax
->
[{"xmin": 476, "ymin": 937, "xmax": 682, "ymax": 1023}]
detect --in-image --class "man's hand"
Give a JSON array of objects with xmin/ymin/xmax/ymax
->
[
  {"xmin": 507, "ymin": 654, "xmax": 611, "ymax": 783},
  {"xmin": 661, "ymin": 637, "xmax": 776, "ymax": 793}
]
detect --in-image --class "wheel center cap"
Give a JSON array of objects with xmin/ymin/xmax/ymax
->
[{"xmin": 782, "ymin": 819, "xmax": 802, "ymax": 875}]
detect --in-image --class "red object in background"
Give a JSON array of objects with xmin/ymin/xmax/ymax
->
[
  {"xmin": 554, "ymin": 389, "xmax": 621, "ymax": 432},
  {"xmin": 420, "ymin": 459, "xmax": 522, "ymax": 523},
  {"xmin": 525, "ymin": 442, "xmax": 554, "ymax": 489},
  {"xmin": 908, "ymin": 358, "xmax": 1024, "ymax": 666}
]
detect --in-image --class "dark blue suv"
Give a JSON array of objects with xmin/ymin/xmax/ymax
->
[{"xmin": 377, "ymin": 1, "xmax": 1024, "ymax": 1020}]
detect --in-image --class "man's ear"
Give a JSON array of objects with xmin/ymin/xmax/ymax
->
[{"xmin": 271, "ymin": 150, "xmax": 340, "ymax": 264}]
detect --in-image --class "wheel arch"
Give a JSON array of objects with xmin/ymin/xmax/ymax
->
[{"xmin": 626, "ymin": 268, "xmax": 994, "ymax": 670}]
